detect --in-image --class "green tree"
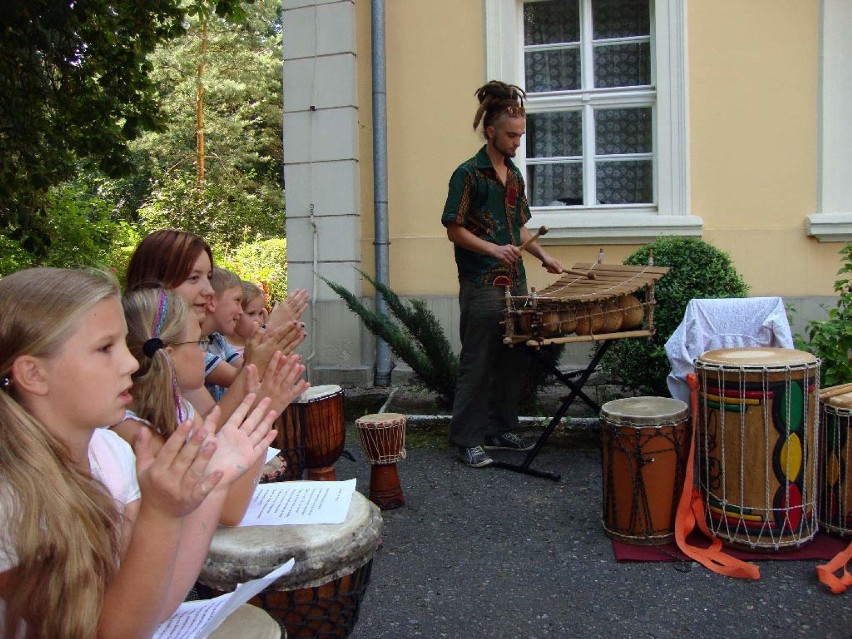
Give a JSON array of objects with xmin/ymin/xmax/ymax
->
[
  {"xmin": 126, "ymin": 0, "xmax": 285, "ymax": 243},
  {"xmin": 0, "ymin": 0, "xmax": 249, "ymax": 255}
]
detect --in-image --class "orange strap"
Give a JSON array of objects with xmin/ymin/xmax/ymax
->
[
  {"xmin": 673, "ymin": 373, "xmax": 760, "ymax": 580},
  {"xmin": 815, "ymin": 540, "xmax": 852, "ymax": 594}
]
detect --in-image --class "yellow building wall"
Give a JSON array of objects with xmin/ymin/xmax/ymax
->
[
  {"xmin": 356, "ymin": 0, "xmax": 844, "ymax": 298},
  {"xmin": 689, "ymin": 0, "xmax": 839, "ymax": 296}
]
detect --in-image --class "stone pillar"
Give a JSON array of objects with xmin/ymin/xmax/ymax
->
[{"xmin": 283, "ymin": 0, "xmax": 372, "ymax": 384}]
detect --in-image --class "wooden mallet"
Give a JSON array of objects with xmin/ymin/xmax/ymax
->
[
  {"xmin": 519, "ymin": 225, "xmax": 595, "ymax": 279},
  {"xmin": 518, "ymin": 225, "xmax": 548, "ymax": 251}
]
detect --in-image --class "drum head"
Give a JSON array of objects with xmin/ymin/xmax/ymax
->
[
  {"xmin": 356, "ymin": 412, "xmax": 406, "ymax": 425},
  {"xmin": 827, "ymin": 391, "xmax": 852, "ymax": 410},
  {"xmin": 201, "ymin": 491, "xmax": 381, "ymax": 592},
  {"xmin": 296, "ymin": 384, "xmax": 342, "ymax": 403},
  {"xmin": 600, "ymin": 396, "xmax": 688, "ymax": 425},
  {"xmin": 698, "ymin": 347, "xmax": 817, "ymax": 368}
]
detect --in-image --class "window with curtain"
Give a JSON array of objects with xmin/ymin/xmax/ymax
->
[{"xmin": 522, "ymin": 0, "xmax": 655, "ymax": 209}]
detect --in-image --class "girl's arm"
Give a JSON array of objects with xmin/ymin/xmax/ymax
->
[
  {"xmin": 98, "ymin": 423, "xmax": 221, "ymax": 639},
  {"xmin": 162, "ymin": 397, "xmax": 277, "ymax": 608},
  {"xmin": 185, "ymin": 411, "xmax": 263, "ymax": 527}
]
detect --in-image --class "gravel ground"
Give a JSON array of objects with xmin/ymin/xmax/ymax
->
[{"xmin": 328, "ymin": 413, "xmax": 851, "ymax": 639}]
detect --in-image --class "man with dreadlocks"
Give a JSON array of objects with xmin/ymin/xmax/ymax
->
[{"xmin": 442, "ymin": 80, "xmax": 564, "ymax": 468}]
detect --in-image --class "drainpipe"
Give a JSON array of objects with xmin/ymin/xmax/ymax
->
[{"xmin": 372, "ymin": 0, "xmax": 393, "ymax": 387}]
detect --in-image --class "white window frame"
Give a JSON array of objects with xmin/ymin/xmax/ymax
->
[
  {"xmin": 485, "ymin": 0, "xmax": 699, "ymax": 244},
  {"xmin": 806, "ymin": 0, "xmax": 852, "ymax": 242}
]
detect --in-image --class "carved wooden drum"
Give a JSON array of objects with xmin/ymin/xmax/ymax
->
[
  {"xmin": 198, "ymin": 491, "xmax": 382, "ymax": 639},
  {"xmin": 695, "ymin": 347, "xmax": 820, "ymax": 550},
  {"xmin": 355, "ymin": 412, "xmax": 406, "ymax": 510},
  {"xmin": 600, "ymin": 396, "xmax": 691, "ymax": 545},
  {"xmin": 282, "ymin": 385, "xmax": 345, "ymax": 481}
]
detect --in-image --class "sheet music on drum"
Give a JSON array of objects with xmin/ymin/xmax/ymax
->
[
  {"xmin": 152, "ymin": 558, "xmax": 295, "ymax": 639},
  {"xmin": 239, "ymin": 478, "xmax": 356, "ymax": 526},
  {"xmin": 265, "ymin": 445, "xmax": 280, "ymax": 463}
]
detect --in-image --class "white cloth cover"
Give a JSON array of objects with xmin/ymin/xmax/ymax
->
[{"xmin": 664, "ymin": 297, "xmax": 794, "ymax": 403}]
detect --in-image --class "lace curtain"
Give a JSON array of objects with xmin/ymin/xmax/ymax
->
[{"xmin": 523, "ymin": 0, "xmax": 653, "ymax": 207}]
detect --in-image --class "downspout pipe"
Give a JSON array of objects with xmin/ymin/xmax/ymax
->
[{"xmin": 372, "ymin": 0, "xmax": 393, "ymax": 386}]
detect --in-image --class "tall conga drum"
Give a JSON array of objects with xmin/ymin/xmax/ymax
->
[
  {"xmin": 695, "ymin": 347, "xmax": 820, "ymax": 550},
  {"xmin": 819, "ymin": 389, "xmax": 852, "ymax": 537},
  {"xmin": 600, "ymin": 396, "xmax": 691, "ymax": 545},
  {"xmin": 198, "ymin": 491, "xmax": 382, "ymax": 639},
  {"xmin": 283, "ymin": 385, "xmax": 345, "ymax": 481},
  {"xmin": 355, "ymin": 413, "xmax": 406, "ymax": 510}
]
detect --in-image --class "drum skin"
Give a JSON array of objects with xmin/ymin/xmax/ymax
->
[
  {"xmin": 695, "ymin": 347, "xmax": 819, "ymax": 550},
  {"xmin": 600, "ymin": 396, "xmax": 690, "ymax": 545},
  {"xmin": 198, "ymin": 491, "xmax": 382, "ymax": 639},
  {"xmin": 819, "ymin": 397, "xmax": 852, "ymax": 537}
]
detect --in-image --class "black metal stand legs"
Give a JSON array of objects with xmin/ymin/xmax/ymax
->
[{"xmin": 490, "ymin": 340, "xmax": 612, "ymax": 482}]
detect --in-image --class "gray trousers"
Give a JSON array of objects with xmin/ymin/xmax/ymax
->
[{"xmin": 449, "ymin": 280, "xmax": 531, "ymax": 448}]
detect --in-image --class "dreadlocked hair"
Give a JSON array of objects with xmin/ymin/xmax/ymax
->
[{"xmin": 472, "ymin": 80, "xmax": 526, "ymax": 131}]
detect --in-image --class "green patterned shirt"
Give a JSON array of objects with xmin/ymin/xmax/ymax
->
[{"xmin": 442, "ymin": 146, "xmax": 531, "ymax": 286}]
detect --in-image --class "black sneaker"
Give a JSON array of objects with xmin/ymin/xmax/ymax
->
[
  {"xmin": 484, "ymin": 432, "xmax": 535, "ymax": 451},
  {"xmin": 457, "ymin": 446, "xmax": 493, "ymax": 468}
]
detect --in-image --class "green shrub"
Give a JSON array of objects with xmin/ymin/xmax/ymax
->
[
  {"xmin": 217, "ymin": 238, "xmax": 288, "ymax": 302},
  {"xmin": 798, "ymin": 243, "xmax": 852, "ymax": 387},
  {"xmin": 600, "ymin": 236, "xmax": 749, "ymax": 395},
  {"xmin": 324, "ymin": 271, "xmax": 458, "ymax": 406},
  {"xmin": 0, "ymin": 180, "xmax": 142, "ymax": 276}
]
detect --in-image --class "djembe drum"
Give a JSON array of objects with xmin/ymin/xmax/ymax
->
[
  {"xmin": 283, "ymin": 385, "xmax": 345, "ymax": 481},
  {"xmin": 600, "ymin": 396, "xmax": 691, "ymax": 545},
  {"xmin": 818, "ymin": 389, "xmax": 852, "ymax": 537},
  {"xmin": 355, "ymin": 412, "xmax": 406, "ymax": 510},
  {"xmin": 198, "ymin": 491, "xmax": 382, "ymax": 639},
  {"xmin": 694, "ymin": 347, "xmax": 820, "ymax": 550},
  {"xmin": 210, "ymin": 604, "xmax": 284, "ymax": 639}
]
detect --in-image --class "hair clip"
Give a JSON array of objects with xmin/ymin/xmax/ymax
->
[{"xmin": 143, "ymin": 337, "xmax": 164, "ymax": 358}]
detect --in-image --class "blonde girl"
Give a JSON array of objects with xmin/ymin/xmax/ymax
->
[
  {"xmin": 0, "ymin": 268, "xmax": 278, "ymax": 639},
  {"xmin": 114, "ymin": 287, "xmax": 303, "ymax": 525}
]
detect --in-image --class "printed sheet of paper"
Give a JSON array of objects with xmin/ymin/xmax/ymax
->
[
  {"xmin": 152, "ymin": 558, "xmax": 294, "ymax": 639},
  {"xmin": 265, "ymin": 446, "xmax": 281, "ymax": 463},
  {"xmin": 239, "ymin": 478, "xmax": 355, "ymax": 526}
]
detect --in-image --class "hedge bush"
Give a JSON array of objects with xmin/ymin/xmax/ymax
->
[{"xmin": 600, "ymin": 236, "xmax": 749, "ymax": 395}]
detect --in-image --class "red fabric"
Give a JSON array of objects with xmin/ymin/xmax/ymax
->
[{"xmin": 612, "ymin": 531, "xmax": 849, "ymax": 563}]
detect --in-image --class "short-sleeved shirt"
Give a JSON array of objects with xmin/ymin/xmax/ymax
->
[
  {"xmin": 441, "ymin": 145, "xmax": 531, "ymax": 286},
  {"xmin": 0, "ymin": 428, "xmax": 140, "ymax": 572},
  {"xmin": 205, "ymin": 332, "xmax": 241, "ymax": 401}
]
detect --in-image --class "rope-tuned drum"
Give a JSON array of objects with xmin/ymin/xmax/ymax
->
[
  {"xmin": 355, "ymin": 412, "xmax": 407, "ymax": 511},
  {"xmin": 600, "ymin": 396, "xmax": 691, "ymax": 545},
  {"xmin": 694, "ymin": 347, "xmax": 820, "ymax": 551},
  {"xmin": 502, "ymin": 262, "xmax": 670, "ymax": 346},
  {"xmin": 818, "ymin": 387, "xmax": 852, "ymax": 537}
]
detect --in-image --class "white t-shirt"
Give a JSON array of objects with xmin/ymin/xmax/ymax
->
[
  {"xmin": 0, "ymin": 428, "xmax": 141, "ymax": 572},
  {"xmin": 0, "ymin": 429, "xmax": 140, "ymax": 637}
]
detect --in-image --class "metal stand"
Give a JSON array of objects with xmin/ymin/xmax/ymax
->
[{"xmin": 491, "ymin": 340, "xmax": 613, "ymax": 482}]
